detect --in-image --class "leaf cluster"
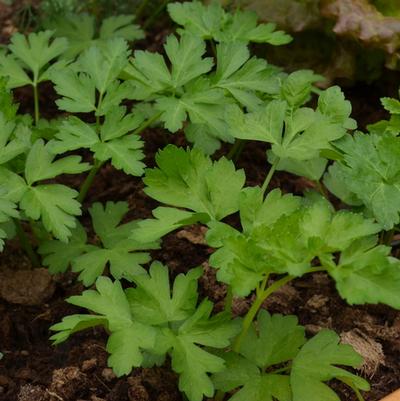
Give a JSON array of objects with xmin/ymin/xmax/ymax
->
[{"xmin": 51, "ymin": 263, "xmax": 239, "ymax": 401}]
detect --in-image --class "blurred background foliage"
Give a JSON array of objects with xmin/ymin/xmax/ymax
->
[
  {"xmin": 223, "ymin": 0, "xmax": 400, "ymax": 84},
  {"xmin": 2, "ymin": 0, "xmax": 400, "ymax": 85}
]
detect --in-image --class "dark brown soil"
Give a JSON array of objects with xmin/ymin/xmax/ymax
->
[{"xmin": 0, "ymin": 2, "xmax": 400, "ymax": 400}]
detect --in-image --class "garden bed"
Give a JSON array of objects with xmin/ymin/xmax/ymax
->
[{"xmin": 1, "ymin": 1, "xmax": 400, "ymax": 401}]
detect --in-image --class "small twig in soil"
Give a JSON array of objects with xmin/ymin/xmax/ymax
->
[{"xmin": 46, "ymin": 390, "xmax": 64, "ymax": 401}]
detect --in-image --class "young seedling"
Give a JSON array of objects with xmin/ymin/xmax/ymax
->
[
  {"xmin": 125, "ymin": 17, "xmax": 287, "ymax": 153},
  {"xmin": 130, "ymin": 144, "xmax": 245, "ymax": 243},
  {"xmin": 0, "ymin": 30, "xmax": 68, "ymax": 125},
  {"xmin": 168, "ymin": 1, "xmax": 292, "ymax": 46},
  {"xmin": 39, "ymin": 201, "xmax": 158, "ymax": 286},
  {"xmin": 49, "ymin": 38, "xmax": 155, "ymax": 201},
  {"xmin": 227, "ymin": 73, "xmax": 356, "ymax": 186},
  {"xmin": 50, "ymin": 263, "xmax": 240, "ymax": 401},
  {"xmin": 44, "ymin": 12, "xmax": 144, "ymax": 59}
]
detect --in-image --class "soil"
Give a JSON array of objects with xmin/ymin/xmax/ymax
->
[{"xmin": 0, "ymin": 2, "xmax": 400, "ymax": 401}]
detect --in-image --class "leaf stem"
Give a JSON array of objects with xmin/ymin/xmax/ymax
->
[
  {"xmin": 226, "ymin": 139, "xmax": 245, "ymax": 161},
  {"xmin": 33, "ymin": 84, "xmax": 39, "ymax": 126},
  {"xmin": 143, "ymin": 0, "xmax": 170, "ymax": 30},
  {"xmin": 14, "ymin": 219, "xmax": 40, "ymax": 268},
  {"xmin": 224, "ymin": 286, "xmax": 233, "ymax": 314},
  {"xmin": 314, "ymin": 180, "xmax": 329, "ymax": 199},
  {"xmin": 269, "ymin": 365, "xmax": 292, "ymax": 374},
  {"xmin": 233, "ymin": 275, "xmax": 293, "ymax": 352},
  {"xmin": 77, "ymin": 159, "xmax": 104, "ymax": 203},
  {"xmin": 261, "ymin": 158, "xmax": 279, "ymax": 195},
  {"xmin": 338, "ymin": 378, "xmax": 366, "ymax": 401},
  {"xmin": 214, "ymin": 390, "xmax": 225, "ymax": 401},
  {"xmin": 133, "ymin": 111, "xmax": 162, "ymax": 135},
  {"xmin": 136, "ymin": 0, "xmax": 150, "ymax": 19}
]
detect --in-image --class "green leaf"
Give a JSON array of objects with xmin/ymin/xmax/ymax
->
[
  {"xmin": 0, "ymin": 187, "xmax": 18, "ymax": 250},
  {"xmin": 50, "ymin": 117, "xmax": 99, "ymax": 153},
  {"xmin": 227, "ymin": 100, "xmax": 287, "ymax": 143},
  {"xmin": 71, "ymin": 202, "xmax": 156, "ymax": 286},
  {"xmin": 99, "ymin": 15, "xmax": 144, "ymax": 42},
  {"xmin": 164, "ymin": 34, "xmax": 214, "ymax": 88},
  {"xmin": 168, "ymin": 1, "xmax": 292, "ymax": 46},
  {"xmin": 51, "ymin": 262, "xmax": 239, "ymax": 401},
  {"xmin": 52, "ymin": 39, "xmax": 130, "ymax": 114},
  {"xmin": 210, "ymin": 197, "xmax": 380, "ymax": 296},
  {"xmin": 50, "ymin": 314, "xmax": 107, "ymax": 344},
  {"xmin": 52, "ymin": 68, "xmax": 97, "ymax": 113},
  {"xmin": 107, "ymin": 323, "xmax": 157, "ymax": 376},
  {"xmin": 54, "ymin": 277, "xmax": 157, "ymax": 375},
  {"xmin": 240, "ymin": 310, "xmax": 306, "ymax": 368},
  {"xmin": 78, "ymin": 38, "xmax": 130, "ymax": 95},
  {"xmin": 1, "ymin": 30, "xmax": 68, "ymax": 84},
  {"xmin": 318, "ymin": 86, "xmax": 356, "ymax": 129},
  {"xmin": 213, "ymin": 42, "xmax": 280, "ymax": 110},
  {"xmin": 92, "ymin": 135, "xmax": 145, "ymax": 176},
  {"xmin": 324, "ymin": 132, "xmax": 400, "ymax": 229},
  {"xmin": 0, "ymin": 167, "xmax": 27, "ymax": 203},
  {"xmin": 144, "ymin": 145, "xmax": 245, "ymax": 220},
  {"xmin": 239, "ymin": 187, "xmax": 301, "ymax": 234},
  {"xmin": 131, "ymin": 207, "xmax": 207, "ymax": 243},
  {"xmin": 0, "ymin": 56, "xmax": 32, "ymax": 88},
  {"xmin": 0, "ymin": 114, "xmax": 31, "ymax": 165},
  {"xmin": 215, "ymin": 8, "xmax": 292, "ymax": 45},
  {"xmin": 213, "ymin": 311, "xmax": 304, "ymax": 401},
  {"xmin": 126, "ymin": 262, "xmax": 202, "ymax": 325},
  {"xmin": 20, "ymin": 184, "xmax": 81, "ymax": 242},
  {"xmin": 100, "ymin": 106, "xmax": 144, "ymax": 141},
  {"xmin": 212, "ymin": 353, "xmax": 291, "ymax": 401},
  {"xmin": 167, "ymin": 1, "xmax": 227, "ymax": 40},
  {"xmin": 170, "ymin": 301, "xmax": 240, "ymax": 401},
  {"xmin": 44, "ymin": 13, "xmax": 95, "ymax": 58},
  {"xmin": 291, "ymin": 330, "xmax": 369, "ymax": 401},
  {"xmin": 39, "ymin": 222, "xmax": 92, "ymax": 274},
  {"xmin": 127, "ymin": 33, "xmax": 213, "ymax": 95},
  {"xmin": 281, "ymin": 70, "xmax": 323, "ymax": 108},
  {"xmin": 0, "ymin": 77, "xmax": 19, "ymax": 120},
  {"xmin": 68, "ymin": 276, "xmax": 132, "ymax": 329},
  {"xmin": 381, "ymin": 97, "xmax": 400, "ymax": 114},
  {"xmin": 51, "ymin": 108, "xmax": 145, "ymax": 176},
  {"xmin": 157, "ymin": 80, "xmax": 231, "ymax": 138},
  {"xmin": 25, "ymin": 139, "xmax": 90, "ymax": 185},
  {"xmin": 329, "ymin": 239, "xmax": 400, "ymax": 309},
  {"xmin": 47, "ymin": 13, "xmax": 144, "ymax": 59},
  {"xmin": 228, "ymin": 86, "xmax": 353, "ymax": 177}
]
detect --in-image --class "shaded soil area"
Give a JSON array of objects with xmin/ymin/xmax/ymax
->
[{"xmin": 0, "ymin": 2, "xmax": 400, "ymax": 401}]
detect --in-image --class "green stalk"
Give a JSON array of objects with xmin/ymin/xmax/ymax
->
[
  {"xmin": 133, "ymin": 111, "xmax": 162, "ymax": 135},
  {"xmin": 33, "ymin": 84, "xmax": 39, "ymax": 126},
  {"xmin": 77, "ymin": 159, "xmax": 104, "ymax": 203},
  {"xmin": 14, "ymin": 219, "xmax": 40, "ymax": 268},
  {"xmin": 136, "ymin": 0, "xmax": 150, "ymax": 19},
  {"xmin": 338, "ymin": 378, "xmax": 366, "ymax": 401},
  {"xmin": 214, "ymin": 390, "xmax": 225, "ymax": 401},
  {"xmin": 233, "ymin": 275, "xmax": 293, "ymax": 352},
  {"xmin": 261, "ymin": 158, "xmax": 279, "ymax": 195},
  {"xmin": 143, "ymin": 0, "xmax": 170, "ymax": 30},
  {"xmin": 224, "ymin": 286, "xmax": 233, "ymax": 314},
  {"xmin": 226, "ymin": 139, "xmax": 245, "ymax": 161},
  {"xmin": 314, "ymin": 180, "xmax": 329, "ymax": 199}
]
